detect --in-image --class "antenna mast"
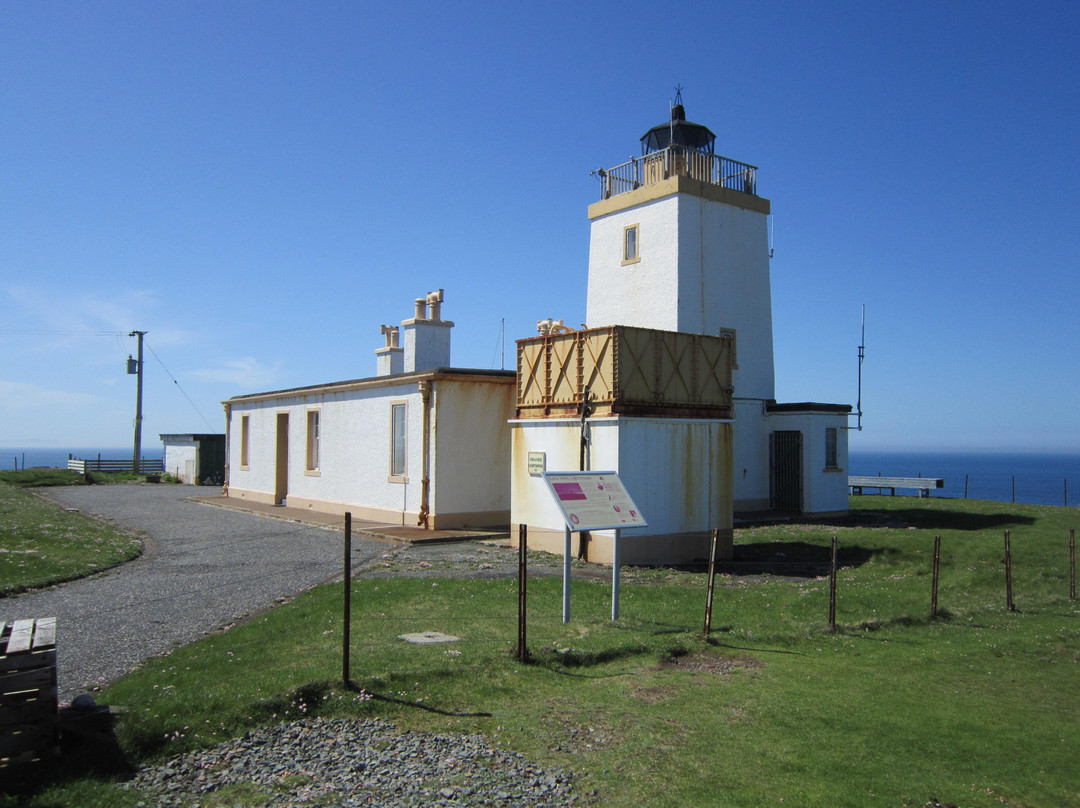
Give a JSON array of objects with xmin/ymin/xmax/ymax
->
[{"xmin": 855, "ymin": 306, "xmax": 865, "ymax": 431}]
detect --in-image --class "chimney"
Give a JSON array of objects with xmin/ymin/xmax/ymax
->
[
  {"xmin": 375, "ymin": 324, "xmax": 403, "ymax": 376},
  {"xmin": 402, "ymin": 290, "xmax": 453, "ymax": 372}
]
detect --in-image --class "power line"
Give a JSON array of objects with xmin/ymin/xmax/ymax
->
[
  {"xmin": 144, "ymin": 340, "xmax": 218, "ymax": 432},
  {"xmin": 0, "ymin": 329, "xmax": 125, "ymax": 336}
]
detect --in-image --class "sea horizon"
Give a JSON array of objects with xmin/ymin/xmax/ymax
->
[{"xmin": 3, "ymin": 445, "xmax": 1077, "ymax": 508}]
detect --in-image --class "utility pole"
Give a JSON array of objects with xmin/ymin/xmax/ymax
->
[{"xmin": 129, "ymin": 330, "xmax": 146, "ymax": 473}]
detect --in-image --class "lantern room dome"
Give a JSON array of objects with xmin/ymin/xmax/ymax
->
[{"xmin": 640, "ymin": 98, "xmax": 716, "ymax": 155}]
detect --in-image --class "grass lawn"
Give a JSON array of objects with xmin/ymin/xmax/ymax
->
[
  {"xmin": 0, "ymin": 479, "xmax": 143, "ymax": 596},
  {"xmin": 3, "ymin": 496, "xmax": 1078, "ymax": 807}
]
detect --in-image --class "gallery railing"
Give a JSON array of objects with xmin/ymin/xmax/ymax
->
[{"xmin": 595, "ymin": 146, "xmax": 758, "ymax": 200}]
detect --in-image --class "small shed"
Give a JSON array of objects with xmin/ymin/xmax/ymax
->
[{"xmin": 160, "ymin": 434, "xmax": 226, "ymax": 486}]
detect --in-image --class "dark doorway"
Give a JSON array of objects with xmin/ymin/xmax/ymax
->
[{"xmin": 769, "ymin": 430, "xmax": 803, "ymax": 512}]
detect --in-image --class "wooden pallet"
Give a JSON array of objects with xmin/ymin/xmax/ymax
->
[{"xmin": 0, "ymin": 618, "xmax": 59, "ymax": 767}]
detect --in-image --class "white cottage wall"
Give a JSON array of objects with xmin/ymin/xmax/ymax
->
[
  {"xmin": 429, "ymin": 380, "xmax": 515, "ymax": 526},
  {"xmin": 227, "ymin": 383, "xmax": 425, "ymax": 523},
  {"xmin": 229, "ymin": 399, "xmax": 282, "ymax": 500}
]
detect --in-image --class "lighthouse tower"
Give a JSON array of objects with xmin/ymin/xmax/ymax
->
[
  {"xmin": 585, "ymin": 97, "xmax": 775, "ymax": 403},
  {"xmin": 582, "ymin": 97, "xmax": 850, "ymax": 514}
]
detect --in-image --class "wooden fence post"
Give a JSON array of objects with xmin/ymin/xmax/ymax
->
[
  {"xmin": 518, "ymin": 524, "xmax": 528, "ymax": 661},
  {"xmin": 704, "ymin": 529, "xmax": 719, "ymax": 637},
  {"xmin": 343, "ymin": 512, "xmax": 352, "ymax": 684},
  {"xmin": 829, "ymin": 537, "xmax": 838, "ymax": 632},
  {"xmin": 1070, "ymin": 528, "xmax": 1075, "ymax": 602},
  {"xmin": 1004, "ymin": 530, "xmax": 1015, "ymax": 612},
  {"xmin": 931, "ymin": 535, "xmax": 941, "ymax": 619}
]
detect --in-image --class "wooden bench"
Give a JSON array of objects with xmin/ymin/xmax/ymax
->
[
  {"xmin": 849, "ymin": 476, "xmax": 945, "ymax": 497},
  {"xmin": 0, "ymin": 618, "xmax": 58, "ymax": 768}
]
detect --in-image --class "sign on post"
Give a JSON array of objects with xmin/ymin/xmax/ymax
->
[{"xmin": 542, "ymin": 471, "xmax": 647, "ymax": 622}]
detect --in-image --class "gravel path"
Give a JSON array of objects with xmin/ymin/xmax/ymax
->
[
  {"xmin": 2, "ymin": 485, "xmax": 582, "ymax": 805},
  {"xmin": 1, "ymin": 485, "xmax": 388, "ymax": 704},
  {"xmin": 127, "ymin": 717, "xmax": 577, "ymax": 807}
]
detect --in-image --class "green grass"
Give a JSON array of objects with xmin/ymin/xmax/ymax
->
[
  {"xmin": 0, "ymin": 469, "xmax": 87, "ymax": 488},
  {"xmin": 4, "ymin": 496, "xmax": 1079, "ymax": 807},
  {"xmin": 0, "ymin": 481, "xmax": 143, "ymax": 596}
]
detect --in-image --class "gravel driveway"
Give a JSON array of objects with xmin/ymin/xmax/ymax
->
[{"xmin": 1, "ymin": 485, "xmax": 389, "ymax": 704}]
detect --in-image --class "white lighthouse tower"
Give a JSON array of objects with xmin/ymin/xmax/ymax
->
[
  {"xmin": 585, "ymin": 95, "xmax": 775, "ymax": 404},
  {"xmin": 582, "ymin": 95, "xmax": 850, "ymax": 515},
  {"xmin": 509, "ymin": 96, "xmax": 850, "ymax": 565}
]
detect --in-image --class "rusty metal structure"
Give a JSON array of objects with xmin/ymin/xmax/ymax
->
[{"xmin": 516, "ymin": 325, "xmax": 736, "ymax": 420}]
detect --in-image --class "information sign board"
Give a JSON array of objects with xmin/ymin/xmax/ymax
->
[{"xmin": 542, "ymin": 471, "xmax": 647, "ymax": 531}]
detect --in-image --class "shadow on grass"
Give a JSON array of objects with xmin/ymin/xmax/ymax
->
[
  {"xmin": 742, "ymin": 504, "xmax": 1039, "ymax": 534},
  {"xmin": 0, "ymin": 703, "xmax": 134, "ymax": 803},
  {"xmin": 344, "ymin": 681, "xmax": 493, "ymax": 718},
  {"xmin": 714, "ymin": 541, "xmax": 881, "ymax": 578},
  {"xmin": 865, "ymin": 508, "xmax": 1037, "ymax": 532}
]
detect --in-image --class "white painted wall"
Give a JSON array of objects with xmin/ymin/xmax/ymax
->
[
  {"xmin": 163, "ymin": 442, "xmax": 198, "ymax": 484},
  {"xmin": 677, "ymin": 195, "xmax": 775, "ymax": 400},
  {"xmin": 764, "ymin": 410, "xmax": 851, "ymax": 514},
  {"xmin": 228, "ymin": 382, "xmax": 425, "ymax": 521},
  {"xmin": 586, "ymin": 196, "xmax": 681, "ymax": 332},
  {"xmin": 227, "ymin": 375, "xmax": 514, "ymax": 527},
  {"xmin": 585, "ymin": 189, "xmax": 775, "ymax": 401},
  {"xmin": 510, "ymin": 416, "xmax": 733, "ymax": 563},
  {"xmin": 430, "ymin": 380, "xmax": 515, "ymax": 521},
  {"xmin": 732, "ymin": 399, "xmax": 772, "ymax": 512}
]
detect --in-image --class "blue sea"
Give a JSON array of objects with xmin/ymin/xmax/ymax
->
[
  {"xmin": 850, "ymin": 451, "xmax": 1080, "ymax": 508},
  {"xmin": 3, "ymin": 446, "xmax": 1077, "ymax": 508},
  {"xmin": 3, "ymin": 447, "xmax": 164, "ymax": 472}
]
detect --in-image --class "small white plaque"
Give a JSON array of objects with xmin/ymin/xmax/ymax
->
[{"xmin": 528, "ymin": 451, "xmax": 546, "ymax": 475}]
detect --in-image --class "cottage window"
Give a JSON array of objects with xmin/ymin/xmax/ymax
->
[
  {"xmin": 622, "ymin": 223, "xmax": 640, "ymax": 265},
  {"xmin": 390, "ymin": 403, "xmax": 407, "ymax": 479},
  {"xmin": 825, "ymin": 427, "xmax": 839, "ymax": 470},
  {"xmin": 306, "ymin": 410, "xmax": 320, "ymax": 472},
  {"xmin": 240, "ymin": 415, "xmax": 250, "ymax": 469}
]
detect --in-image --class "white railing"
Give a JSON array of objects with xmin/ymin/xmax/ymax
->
[
  {"xmin": 596, "ymin": 146, "xmax": 758, "ymax": 200},
  {"xmin": 68, "ymin": 456, "xmax": 164, "ymax": 474}
]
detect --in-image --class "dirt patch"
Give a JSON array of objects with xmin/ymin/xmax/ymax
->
[
  {"xmin": 630, "ymin": 684, "xmax": 681, "ymax": 704},
  {"xmin": 541, "ymin": 700, "xmax": 620, "ymax": 754},
  {"xmin": 655, "ymin": 651, "xmax": 764, "ymax": 675}
]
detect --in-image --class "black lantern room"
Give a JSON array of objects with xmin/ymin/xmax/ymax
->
[{"xmin": 640, "ymin": 91, "xmax": 716, "ymax": 155}]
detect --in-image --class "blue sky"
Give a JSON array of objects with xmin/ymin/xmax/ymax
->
[{"xmin": 2, "ymin": 1, "xmax": 1077, "ymax": 454}]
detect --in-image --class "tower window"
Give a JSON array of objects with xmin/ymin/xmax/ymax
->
[{"xmin": 622, "ymin": 224, "xmax": 640, "ymax": 265}]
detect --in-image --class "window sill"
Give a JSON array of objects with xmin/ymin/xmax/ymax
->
[
  {"xmin": 304, "ymin": 469, "xmax": 321, "ymax": 477},
  {"xmin": 388, "ymin": 475, "xmax": 409, "ymax": 484}
]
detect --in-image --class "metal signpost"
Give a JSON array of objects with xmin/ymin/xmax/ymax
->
[{"xmin": 541, "ymin": 471, "xmax": 647, "ymax": 623}]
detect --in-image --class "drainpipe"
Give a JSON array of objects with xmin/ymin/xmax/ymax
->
[
  {"xmin": 222, "ymin": 401, "xmax": 231, "ymax": 496},
  {"xmin": 418, "ymin": 379, "xmax": 432, "ymax": 528},
  {"xmin": 578, "ymin": 384, "xmax": 591, "ymax": 560}
]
